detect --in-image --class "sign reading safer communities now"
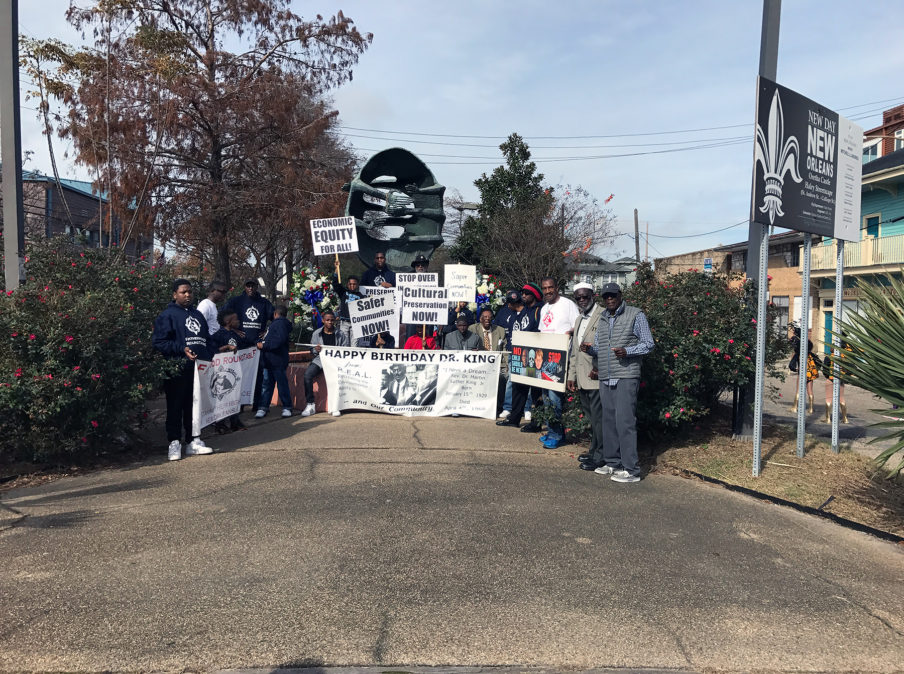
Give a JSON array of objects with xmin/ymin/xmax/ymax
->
[{"xmin": 310, "ymin": 216, "xmax": 358, "ymax": 256}]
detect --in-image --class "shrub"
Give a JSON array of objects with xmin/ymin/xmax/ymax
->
[
  {"xmin": 0, "ymin": 237, "xmax": 178, "ymax": 464},
  {"xmin": 532, "ymin": 264, "xmax": 788, "ymax": 441}
]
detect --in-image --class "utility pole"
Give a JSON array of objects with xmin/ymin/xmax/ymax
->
[
  {"xmin": 645, "ymin": 222, "xmax": 649, "ymax": 261},
  {"xmin": 737, "ymin": 0, "xmax": 781, "ymax": 452},
  {"xmin": 634, "ymin": 209, "xmax": 640, "ymax": 262},
  {"xmin": 1, "ymin": 0, "xmax": 25, "ymax": 291}
]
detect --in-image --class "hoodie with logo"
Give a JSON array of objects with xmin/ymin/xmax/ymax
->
[
  {"xmin": 153, "ymin": 301, "xmax": 213, "ymax": 363},
  {"xmin": 258, "ymin": 316, "xmax": 294, "ymax": 370},
  {"xmin": 224, "ymin": 292, "xmax": 274, "ymax": 343}
]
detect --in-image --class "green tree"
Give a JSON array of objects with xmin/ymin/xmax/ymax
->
[{"xmin": 833, "ymin": 275, "xmax": 904, "ymax": 475}]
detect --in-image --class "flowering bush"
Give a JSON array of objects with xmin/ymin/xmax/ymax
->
[
  {"xmin": 473, "ymin": 272, "xmax": 505, "ymax": 313},
  {"xmin": 288, "ymin": 264, "xmax": 339, "ymax": 335},
  {"xmin": 0, "ymin": 237, "xmax": 179, "ymax": 463},
  {"xmin": 626, "ymin": 263, "xmax": 788, "ymax": 430}
]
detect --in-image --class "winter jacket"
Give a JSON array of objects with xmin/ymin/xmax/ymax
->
[
  {"xmin": 152, "ymin": 301, "xmax": 212, "ymax": 362},
  {"xmin": 224, "ymin": 292, "xmax": 274, "ymax": 343},
  {"xmin": 211, "ymin": 327, "xmax": 252, "ymax": 352},
  {"xmin": 309, "ymin": 326, "xmax": 350, "ymax": 367},
  {"xmin": 258, "ymin": 316, "xmax": 294, "ymax": 370}
]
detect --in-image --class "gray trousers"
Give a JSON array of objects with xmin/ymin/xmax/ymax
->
[
  {"xmin": 600, "ymin": 379, "xmax": 640, "ymax": 476},
  {"xmin": 578, "ymin": 387, "xmax": 604, "ymax": 463}
]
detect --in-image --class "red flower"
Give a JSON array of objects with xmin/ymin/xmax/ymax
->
[
  {"xmin": 728, "ymin": 339, "xmax": 734, "ymax": 344},
  {"xmin": 91, "ymin": 420, "xmax": 99, "ymax": 428},
  {"xmin": 28, "ymin": 334, "xmax": 35, "ymax": 340},
  {"xmin": 665, "ymin": 412, "xmax": 671, "ymax": 419},
  {"xmin": 65, "ymin": 335, "xmax": 74, "ymax": 343}
]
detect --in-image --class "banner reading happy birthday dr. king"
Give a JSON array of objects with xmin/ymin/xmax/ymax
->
[
  {"xmin": 192, "ymin": 347, "xmax": 260, "ymax": 435},
  {"xmin": 319, "ymin": 346, "xmax": 501, "ymax": 418}
]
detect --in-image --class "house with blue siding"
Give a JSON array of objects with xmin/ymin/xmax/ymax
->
[{"xmin": 808, "ymin": 148, "xmax": 904, "ymax": 352}]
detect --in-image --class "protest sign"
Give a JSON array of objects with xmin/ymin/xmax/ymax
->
[
  {"xmin": 401, "ymin": 285, "xmax": 449, "ymax": 325},
  {"xmin": 310, "ymin": 216, "xmax": 358, "ymax": 255},
  {"xmin": 192, "ymin": 347, "xmax": 259, "ymax": 435},
  {"xmin": 443, "ymin": 264, "xmax": 476, "ymax": 303},
  {"xmin": 510, "ymin": 331, "xmax": 569, "ymax": 392},
  {"xmin": 348, "ymin": 293, "xmax": 397, "ymax": 341},
  {"xmin": 320, "ymin": 346, "xmax": 501, "ymax": 418},
  {"xmin": 360, "ymin": 286, "xmax": 400, "ymax": 345},
  {"xmin": 396, "ymin": 272, "xmax": 438, "ymax": 288}
]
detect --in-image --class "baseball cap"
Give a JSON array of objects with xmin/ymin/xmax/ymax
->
[{"xmin": 601, "ymin": 282, "xmax": 621, "ymax": 296}]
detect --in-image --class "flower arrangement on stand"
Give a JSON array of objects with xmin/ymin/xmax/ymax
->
[
  {"xmin": 474, "ymin": 272, "xmax": 505, "ymax": 313},
  {"xmin": 289, "ymin": 264, "xmax": 339, "ymax": 338}
]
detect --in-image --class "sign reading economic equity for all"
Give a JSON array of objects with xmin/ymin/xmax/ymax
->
[
  {"xmin": 401, "ymin": 286, "xmax": 449, "ymax": 325},
  {"xmin": 751, "ymin": 77, "xmax": 862, "ymax": 241},
  {"xmin": 310, "ymin": 216, "xmax": 358, "ymax": 256}
]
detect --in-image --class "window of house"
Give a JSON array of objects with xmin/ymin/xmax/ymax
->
[
  {"xmin": 863, "ymin": 139, "xmax": 880, "ymax": 163},
  {"xmin": 772, "ymin": 295, "xmax": 789, "ymax": 334},
  {"xmin": 864, "ymin": 214, "xmax": 880, "ymax": 238},
  {"xmin": 896, "ymin": 129, "xmax": 904, "ymax": 152}
]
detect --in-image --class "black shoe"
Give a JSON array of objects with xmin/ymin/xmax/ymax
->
[
  {"xmin": 230, "ymin": 419, "xmax": 247, "ymax": 431},
  {"xmin": 496, "ymin": 418, "xmax": 520, "ymax": 427},
  {"xmin": 520, "ymin": 423, "xmax": 542, "ymax": 433},
  {"xmin": 579, "ymin": 461, "xmax": 600, "ymax": 471},
  {"xmin": 578, "ymin": 453, "xmax": 592, "ymax": 462}
]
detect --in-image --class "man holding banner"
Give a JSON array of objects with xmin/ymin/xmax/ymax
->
[{"xmin": 302, "ymin": 310, "xmax": 349, "ymax": 417}]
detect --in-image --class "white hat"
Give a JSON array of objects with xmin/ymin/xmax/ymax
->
[{"xmin": 573, "ymin": 282, "xmax": 594, "ymax": 292}]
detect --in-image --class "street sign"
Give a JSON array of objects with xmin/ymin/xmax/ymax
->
[{"xmin": 751, "ymin": 77, "xmax": 862, "ymax": 241}]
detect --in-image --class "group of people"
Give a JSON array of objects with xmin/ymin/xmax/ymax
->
[{"xmin": 152, "ymin": 251, "xmax": 655, "ymax": 482}]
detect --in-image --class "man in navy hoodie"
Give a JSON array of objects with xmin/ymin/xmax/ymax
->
[
  {"xmin": 152, "ymin": 278, "xmax": 214, "ymax": 461},
  {"xmin": 255, "ymin": 304, "xmax": 294, "ymax": 419},
  {"xmin": 225, "ymin": 279, "xmax": 274, "ymax": 409}
]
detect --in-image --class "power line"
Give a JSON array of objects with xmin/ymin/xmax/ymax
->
[{"xmin": 645, "ymin": 220, "xmax": 749, "ymax": 239}]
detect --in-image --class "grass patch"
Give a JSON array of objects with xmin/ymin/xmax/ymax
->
[{"xmin": 652, "ymin": 409, "xmax": 904, "ymax": 537}]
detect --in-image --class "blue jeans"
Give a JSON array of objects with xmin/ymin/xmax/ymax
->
[
  {"xmin": 503, "ymin": 377, "xmax": 532, "ymax": 413},
  {"xmin": 260, "ymin": 367, "xmax": 291, "ymax": 411},
  {"xmin": 542, "ymin": 389, "xmax": 564, "ymax": 442}
]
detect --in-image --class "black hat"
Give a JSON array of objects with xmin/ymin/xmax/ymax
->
[
  {"xmin": 411, "ymin": 254, "xmax": 430, "ymax": 269},
  {"xmin": 601, "ymin": 282, "xmax": 621, "ymax": 296},
  {"xmin": 244, "ymin": 279, "xmax": 259, "ymax": 287},
  {"xmin": 506, "ymin": 290, "xmax": 521, "ymax": 303}
]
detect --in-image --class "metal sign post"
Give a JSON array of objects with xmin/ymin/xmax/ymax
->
[
  {"xmin": 751, "ymin": 224, "xmax": 770, "ymax": 476},
  {"xmin": 1, "ymin": 0, "xmax": 25, "ymax": 291},
  {"xmin": 831, "ymin": 241, "xmax": 844, "ymax": 452},
  {"xmin": 796, "ymin": 234, "xmax": 812, "ymax": 457}
]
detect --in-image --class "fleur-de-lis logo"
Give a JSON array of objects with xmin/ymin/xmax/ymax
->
[{"xmin": 755, "ymin": 89, "xmax": 802, "ymax": 224}]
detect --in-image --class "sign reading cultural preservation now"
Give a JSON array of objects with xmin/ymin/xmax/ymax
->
[
  {"xmin": 751, "ymin": 77, "xmax": 862, "ymax": 241},
  {"xmin": 443, "ymin": 264, "xmax": 476, "ymax": 303},
  {"xmin": 320, "ymin": 346, "xmax": 501, "ymax": 418},
  {"xmin": 510, "ymin": 331, "xmax": 569, "ymax": 392},
  {"xmin": 310, "ymin": 216, "xmax": 358, "ymax": 256},
  {"xmin": 396, "ymin": 272, "xmax": 438, "ymax": 288},
  {"xmin": 192, "ymin": 347, "xmax": 260, "ymax": 434},
  {"xmin": 401, "ymin": 285, "xmax": 449, "ymax": 325},
  {"xmin": 347, "ymin": 293, "xmax": 396, "ymax": 341}
]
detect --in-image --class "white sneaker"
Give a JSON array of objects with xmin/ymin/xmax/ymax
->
[
  {"xmin": 594, "ymin": 465, "xmax": 614, "ymax": 475},
  {"xmin": 167, "ymin": 440, "xmax": 182, "ymax": 461},
  {"xmin": 281, "ymin": 408, "xmax": 292, "ymax": 418},
  {"xmin": 185, "ymin": 438, "xmax": 213, "ymax": 456},
  {"xmin": 254, "ymin": 409, "xmax": 266, "ymax": 419},
  {"xmin": 524, "ymin": 411, "xmax": 532, "ymax": 422},
  {"xmin": 610, "ymin": 469, "xmax": 640, "ymax": 483},
  {"xmin": 331, "ymin": 410, "xmax": 341, "ymax": 417},
  {"xmin": 301, "ymin": 403, "xmax": 316, "ymax": 417},
  {"xmin": 498, "ymin": 410, "xmax": 510, "ymax": 419}
]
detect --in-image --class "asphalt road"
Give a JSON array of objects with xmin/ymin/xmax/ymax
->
[{"xmin": 1, "ymin": 413, "xmax": 903, "ymax": 672}]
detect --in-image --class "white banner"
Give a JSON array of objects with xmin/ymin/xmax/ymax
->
[
  {"xmin": 396, "ymin": 272, "xmax": 438, "ymax": 288},
  {"xmin": 192, "ymin": 347, "xmax": 260, "ymax": 435},
  {"xmin": 320, "ymin": 346, "xmax": 501, "ymax": 418},
  {"xmin": 510, "ymin": 332, "xmax": 570, "ymax": 392},
  {"xmin": 348, "ymin": 293, "xmax": 397, "ymax": 341},
  {"xmin": 443, "ymin": 264, "xmax": 476, "ymax": 303},
  {"xmin": 310, "ymin": 216, "xmax": 358, "ymax": 256},
  {"xmin": 401, "ymin": 285, "xmax": 449, "ymax": 325}
]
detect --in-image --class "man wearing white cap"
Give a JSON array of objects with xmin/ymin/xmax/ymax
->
[{"xmin": 567, "ymin": 283, "xmax": 605, "ymax": 470}]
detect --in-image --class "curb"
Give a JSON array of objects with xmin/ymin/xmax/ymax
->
[{"xmin": 658, "ymin": 463, "xmax": 904, "ymax": 544}]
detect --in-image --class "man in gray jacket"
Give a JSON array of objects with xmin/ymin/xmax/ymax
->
[
  {"xmin": 589, "ymin": 283, "xmax": 654, "ymax": 483},
  {"xmin": 444, "ymin": 315, "xmax": 481, "ymax": 350},
  {"xmin": 566, "ymin": 283, "xmax": 605, "ymax": 471},
  {"xmin": 303, "ymin": 311, "xmax": 349, "ymax": 418}
]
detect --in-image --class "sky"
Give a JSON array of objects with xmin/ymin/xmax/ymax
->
[{"xmin": 13, "ymin": 0, "xmax": 904, "ymax": 261}]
